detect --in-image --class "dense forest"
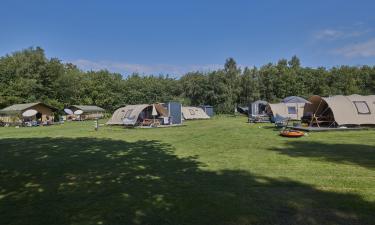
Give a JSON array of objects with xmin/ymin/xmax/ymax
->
[{"xmin": 0, "ymin": 47, "xmax": 374, "ymax": 113}]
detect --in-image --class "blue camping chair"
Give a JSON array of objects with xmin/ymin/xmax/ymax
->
[{"xmin": 274, "ymin": 114, "xmax": 289, "ymax": 128}]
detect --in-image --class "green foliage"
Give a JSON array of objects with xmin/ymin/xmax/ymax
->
[
  {"xmin": 180, "ymin": 72, "xmax": 208, "ymax": 105},
  {"xmin": 0, "ymin": 47, "xmax": 374, "ymax": 113},
  {"xmin": 239, "ymin": 67, "xmax": 260, "ymax": 104}
]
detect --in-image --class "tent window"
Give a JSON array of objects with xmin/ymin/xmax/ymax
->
[
  {"xmin": 353, "ymin": 101, "xmax": 370, "ymax": 114},
  {"xmin": 189, "ymin": 109, "xmax": 195, "ymax": 115},
  {"xmin": 288, "ymin": 106, "xmax": 297, "ymax": 114},
  {"xmin": 124, "ymin": 109, "xmax": 133, "ymax": 118}
]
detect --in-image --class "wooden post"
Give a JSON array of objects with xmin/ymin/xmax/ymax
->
[{"xmin": 94, "ymin": 118, "xmax": 99, "ymax": 131}]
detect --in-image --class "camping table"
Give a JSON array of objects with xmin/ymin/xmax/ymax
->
[
  {"xmin": 310, "ymin": 115, "xmax": 335, "ymax": 128},
  {"xmin": 142, "ymin": 119, "xmax": 160, "ymax": 127}
]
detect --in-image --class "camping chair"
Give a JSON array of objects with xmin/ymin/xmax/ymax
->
[{"xmin": 274, "ymin": 114, "xmax": 288, "ymax": 128}]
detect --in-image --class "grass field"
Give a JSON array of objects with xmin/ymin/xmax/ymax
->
[{"xmin": 0, "ymin": 116, "xmax": 374, "ymax": 225}]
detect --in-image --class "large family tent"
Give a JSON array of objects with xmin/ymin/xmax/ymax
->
[
  {"xmin": 304, "ymin": 95, "xmax": 375, "ymax": 127},
  {"xmin": 106, "ymin": 104, "xmax": 169, "ymax": 126},
  {"xmin": 68, "ymin": 105, "xmax": 105, "ymax": 120},
  {"xmin": 182, "ymin": 107, "xmax": 210, "ymax": 120},
  {"xmin": 266, "ymin": 96, "xmax": 309, "ymax": 121},
  {"xmin": 0, "ymin": 102, "xmax": 57, "ymax": 124}
]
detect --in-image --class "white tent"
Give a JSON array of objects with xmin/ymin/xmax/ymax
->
[
  {"xmin": 266, "ymin": 103, "xmax": 306, "ymax": 120},
  {"xmin": 266, "ymin": 96, "xmax": 309, "ymax": 120},
  {"xmin": 182, "ymin": 107, "xmax": 210, "ymax": 120},
  {"xmin": 106, "ymin": 104, "xmax": 148, "ymax": 125},
  {"xmin": 106, "ymin": 104, "xmax": 169, "ymax": 126}
]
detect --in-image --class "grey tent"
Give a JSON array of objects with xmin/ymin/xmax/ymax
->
[
  {"xmin": 249, "ymin": 100, "xmax": 268, "ymax": 117},
  {"xmin": 248, "ymin": 100, "xmax": 270, "ymax": 122},
  {"xmin": 165, "ymin": 102, "xmax": 183, "ymax": 125}
]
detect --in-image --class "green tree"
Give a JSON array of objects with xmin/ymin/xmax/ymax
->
[
  {"xmin": 180, "ymin": 72, "xmax": 208, "ymax": 106},
  {"xmin": 239, "ymin": 67, "xmax": 260, "ymax": 104}
]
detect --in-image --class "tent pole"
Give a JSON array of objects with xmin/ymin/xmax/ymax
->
[
  {"xmin": 315, "ymin": 99, "xmax": 322, "ymax": 115},
  {"xmin": 310, "ymin": 99, "xmax": 322, "ymax": 127}
]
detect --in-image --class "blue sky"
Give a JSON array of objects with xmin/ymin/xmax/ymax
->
[{"xmin": 0, "ymin": 0, "xmax": 375, "ymax": 76}]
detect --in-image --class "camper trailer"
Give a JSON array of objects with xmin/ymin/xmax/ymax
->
[{"xmin": 248, "ymin": 100, "xmax": 269, "ymax": 123}]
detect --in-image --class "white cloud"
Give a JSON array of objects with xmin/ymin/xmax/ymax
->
[
  {"xmin": 66, "ymin": 59, "xmax": 223, "ymax": 76},
  {"xmin": 333, "ymin": 38, "xmax": 375, "ymax": 58},
  {"xmin": 314, "ymin": 29, "xmax": 344, "ymax": 40},
  {"xmin": 314, "ymin": 26, "xmax": 371, "ymax": 41}
]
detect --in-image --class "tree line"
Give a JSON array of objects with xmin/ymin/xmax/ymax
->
[{"xmin": 0, "ymin": 47, "xmax": 374, "ymax": 114}]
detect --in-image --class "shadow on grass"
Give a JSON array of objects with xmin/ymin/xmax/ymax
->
[
  {"xmin": 268, "ymin": 141, "xmax": 375, "ymax": 169},
  {"xmin": 0, "ymin": 138, "xmax": 374, "ymax": 225}
]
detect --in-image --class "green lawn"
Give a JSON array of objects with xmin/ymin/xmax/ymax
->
[{"xmin": 0, "ymin": 116, "xmax": 374, "ymax": 225}]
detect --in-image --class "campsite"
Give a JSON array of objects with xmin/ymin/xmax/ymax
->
[
  {"xmin": 0, "ymin": 53, "xmax": 375, "ymax": 225},
  {"xmin": 1, "ymin": 1, "xmax": 375, "ymax": 225},
  {"xmin": 0, "ymin": 51, "xmax": 375, "ymax": 225}
]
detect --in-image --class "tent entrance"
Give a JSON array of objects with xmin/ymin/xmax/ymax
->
[
  {"xmin": 303, "ymin": 99, "xmax": 336, "ymax": 127},
  {"xmin": 36, "ymin": 112, "xmax": 42, "ymax": 121}
]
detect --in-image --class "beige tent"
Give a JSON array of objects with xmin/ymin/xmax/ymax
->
[
  {"xmin": 182, "ymin": 107, "xmax": 210, "ymax": 120},
  {"xmin": 0, "ymin": 102, "xmax": 57, "ymax": 123},
  {"xmin": 68, "ymin": 105, "xmax": 105, "ymax": 120},
  {"xmin": 266, "ymin": 103, "xmax": 305, "ymax": 120},
  {"xmin": 304, "ymin": 95, "xmax": 375, "ymax": 126},
  {"xmin": 106, "ymin": 104, "xmax": 168, "ymax": 126}
]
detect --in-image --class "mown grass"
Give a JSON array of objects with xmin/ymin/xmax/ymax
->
[{"xmin": 0, "ymin": 116, "xmax": 374, "ymax": 225}]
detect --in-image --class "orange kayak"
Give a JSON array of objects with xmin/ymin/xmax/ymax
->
[{"xmin": 280, "ymin": 130, "xmax": 305, "ymax": 138}]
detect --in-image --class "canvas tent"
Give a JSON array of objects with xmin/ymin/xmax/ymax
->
[
  {"xmin": 106, "ymin": 104, "xmax": 169, "ymax": 126},
  {"xmin": 0, "ymin": 102, "xmax": 57, "ymax": 124},
  {"xmin": 266, "ymin": 96, "xmax": 308, "ymax": 121},
  {"xmin": 182, "ymin": 107, "xmax": 210, "ymax": 120},
  {"xmin": 68, "ymin": 105, "xmax": 105, "ymax": 120},
  {"xmin": 266, "ymin": 103, "xmax": 306, "ymax": 120},
  {"xmin": 282, "ymin": 96, "xmax": 310, "ymax": 104},
  {"xmin": 304, "ymin": 95, "xmax": 375, "ymax": 127}
]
